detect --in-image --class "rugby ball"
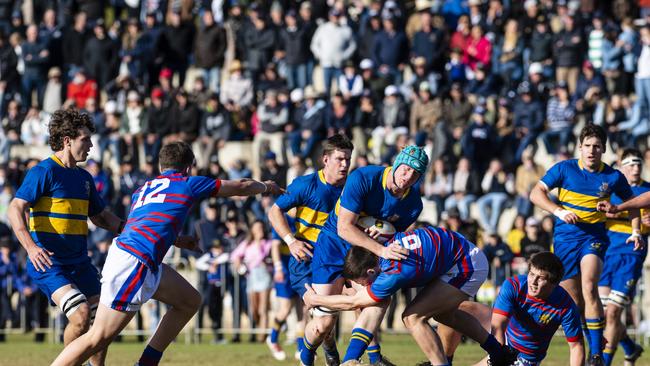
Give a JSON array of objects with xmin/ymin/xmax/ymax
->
[{"xmin": 356, "ymin": 216, "xmax": 397, "ymax": 244}]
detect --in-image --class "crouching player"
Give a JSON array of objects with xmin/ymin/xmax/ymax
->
[
  {"xmin": 480, "ymin": 252, "xmax": 585, "ymax": 366},
  {"xmin": 51, "ymin": 141, "xmax": 284, "ymax": 366},
  {"xmin": 304, "ymin": 225, "xmax": 517, "ymax": 366}
]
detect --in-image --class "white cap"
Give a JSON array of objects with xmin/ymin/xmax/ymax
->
[
  {"xmin": 104, "ymin": 100, "xmax": 117, "ymax": 114},
  {"xmin": 290, "ymin": 88, "xmax": 304, "ymax": 103},
  {"xmin": 384, "ymin": 85, "xmax": 399, "ymax": 96},
  {"xmin": 528, "ymin": 62, "xmax": 543, "ymax": 75},
  {"xmin": 360, "ymin": 59, "xmax": 374, "ymax": 70},
  {"xmin": 524, "ymin": 0, "xmax": 537, "ymax": 9}
]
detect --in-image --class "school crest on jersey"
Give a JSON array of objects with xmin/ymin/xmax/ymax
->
[
  {"xmin": 590, "ymin": 242, "xmax": 603, "ymax": 251},
  {"xmin": 598, "ymin": 182, "xmax": 610, "ymax": 198},
  {"xmin": 539, "ymin": 313, "xmax": 552, "ymax": 325},
  {"xmin": 625, "ymin": 279, "xmax": 636, "ymax": 289}
]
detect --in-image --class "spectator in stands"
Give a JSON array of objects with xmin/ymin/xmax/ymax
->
[
  {"xmin": 358, "ymin": 12, "xmax": 381, "ymax": 62},
  {"xmin": 512, "ymin": 81, "xmax": 544, "ymax": 163},
  {"xmin": 326, "ymin": 92, "xmax": 351, "ymax": 137},
  {"xmin": 0, "ymin": 238, "xmax": 20, "ymax": 342},
  {"xmin": 424, "ymin": 158, "xmax": 452, "ymax": 220},
  {"xmin": 443, "ymin": 82, "xmax": 473, "ymax": 146},
  {"xmin": 243, "ymin": 9, "xmax": 276, "ymax": 83},
  {"xmin": 402, "ymin": 56, "xmax": 437, "ymax": 100},
  {"xmin": 520, "ymin": 217, "xmax": 551, "ymax": 260},
  {"xmin": 351, "ymin": 89, "xmax": 379, "ymax": 157},
  {"xmin": 21, "ymin": 24, "xmax": 49, "ymax": 109},
  {"xmin": 1, "ymin": 100, "xmax": 22, "ymax": 163},
  {"xmin": 482, "ymin": 232, "xmax": 514, "ymax": 289},
  {"xmin": 462, "ymin": 105, "xmax": 496, "ymax": 176},
  {"xmin": 20, "ymin": 106, "xmax": 47, "ymax": 146},
  {"xmin": 372, "ymin": 14, "xmax": 408, "ymax": 85},
  {"xmin": 618, "ymin": 18, "xmax": 638, "ymax": 95},
  {"xmin": 142, "ymin": 88, "xmax": 168, "ymax": 162},
  {"xmin": 445, "ymin": 157, "xmax": 481, "ymax": 221},
  {"xmin": 409, "ymin": 81, "xmax": 442, "ymax": 148},
  {"xmin": 371, "ymin": 85, "xmax": 408, "ymax": 164},
  {"xmin": 83, "ymin": 20, "xmax": 118, "ymax": 90},
  {"xmin": 310, "ymin": 8, "xmax": 356, "ymax": 96},
  {"xmin": 195, "ymin": 10, "xmax": 226, "ymax": 93},
  {"xmin": 0, "ymin": 31, "xmax": 17, "ymax": 116},
  {"xmin": 253, "ymin": 89, "xmax": 289, "ymax": 169},
  {"xmin": 157, "ymin": 10, "xmax": 195, "ymax": 87},
  {"xmin": 527, "ymin": 62, "xmax": 552, "ymax": 103},
  {"xmin": 42, "ymin": 67, "xmax": 62, "ymax": 113},
  {"xmin": 280, "ymin": 9, "xmax": 310, "ymax": 90},
  {"xmin": 120, "ymin": 90, "xmax": 145, "ymax": 165},
  {"xmin": 528, "ymin": 17, "xmax": 554, "ymax": 76},
  {"xmin": 359, "ymin": 58, "xmax": 389, "ymax": 102},
  {"xmin": 260, "ymin": 151, "xmax": 287, "ymax": 190},
  {"xmin": 494, "ymin": 19, "xmax": 523, "ymax": 92},
  {"xmin": 410, "ymin": 8, "xmax": 445, "ymax": 74},
  {"xmin": 117, "ymin": 158, "xmax": 146, "ymax": 217},
  {"xmin": 476, "ymin": 159, "xmax": 514, "ymax": 234},
  {"xmin": 231, "ymin": 220, "xmax": 272, "ymax": 343},
  {"xmin": 505, "ymin": 215, "xmax": 526, "ymax": 255},
  {"xmin": 290, "ymin": 85, "xmax": 326, "ymax": 160},
  {"xmin": 62, "ymin": 12, "xmax": 88, "ymax": 81},
  {"xmin": 514, "ymin": 149, "xmax": 545, "ymax": 217},
  {"xmin": 197, "ymin": 93, "xmax": 230, "ymax": 167},
  {"xmin": 169, "ymin": 90, "xmax": 200, "ymax": 144},
  {"xmin": 465, "ymin": 62, "xmax": 498, "ymax": 101},
  {"xmin": 221, "ymin": 59, "xmax": 254, "ymax": 112},
  {"xmin": 619, "ymin": 25, "xmax": 650, "ymax": 141},
  {"xmin": 462, "ymin": 24, "xmax": 491, "ymax": 76},
  {"xmin": 541, "ymin": 81, "xmax": 575, "ymax": 155},
  {"xmin": 66, "ymin": 68, "xmax": 97, "ymax": 109},
  {"xmin": 553, "ymin": 15, "xmax": 583, "ymax": 93},
  {"xmin": 337, "ymin": 60, "xmax": 363, "ymax": 105},
  {"xmin": 587, "ymin": 13, "xmax": 606, "ymax": 71},
  {"xmin": 603, "ymin": 94, "xmax": 630, "ymax": 149}
]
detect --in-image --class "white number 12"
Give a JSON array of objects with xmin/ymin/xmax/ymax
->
[{"xmin": 133, "ymin": 178, "xmax": 170, "ymax": 208}]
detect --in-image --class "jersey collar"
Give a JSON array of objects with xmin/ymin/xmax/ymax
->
[
  {"xmin": 318, "ymin": 169, "xmax": 327, "ymax": 185},
  {"xmin": 577, "ymin": 159, "xmax": 605, "ymax": 173},
  {"xmin": 382, "ymin": 167, "xmax": 411, "ymax": 199}
]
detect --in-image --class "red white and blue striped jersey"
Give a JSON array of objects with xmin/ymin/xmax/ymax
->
[
  {"xmin": 493, "ymin": 275, "xmax": 582, "ymax": 362},
  {"xmin": 367, "ymin": 226, "xmax": 474, "ymax": 301},
  {"xmin": 115, "ymin": 170, "xmax": 220, "ymax": 273}
]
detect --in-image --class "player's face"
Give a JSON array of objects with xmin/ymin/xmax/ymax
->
[
  {"xmin": 68, "ymin": 127, "xmax": 93, "ymax": 163},
  {"xmin": 394, "ymin": 164, "xmax": 421, "ymax": 189},
  {"xmin": 527, "ymin": 267, "xmax": 555, "ymax": 299},
  {"xmin": 323, "ymin": 149, "xmax": 352, "ymax": 182},
  {"xmin": 621, "ymin": 162, "xmax": 642, "ymax": 185},
  {"xmin": 578, "ymin": 136, "xmax": 604, "ymax": 169}
]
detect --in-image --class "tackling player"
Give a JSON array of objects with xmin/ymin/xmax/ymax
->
[
  {"xmin": 482, "ymin": 252, "xmax": 585, "ymax": 366},
  {"xmin": 303, "ymin": 225, "xmax": 517, "ymax": 366},
  {"xmin": 267, "ymin": 134, "xmax": 355, "ymax": 365},
  {"xmin": 596, "ymin": 149, "xmax": 647, "ymax": 366},
  {"xmin": 8, "ymin": 109, "xmax": 125, "ymax": 366},
  {"xmin": 50, "ymin": 141, "xmax": 283, "ymax": 366},
  {"xmin": 530, "ymin": 124, "xmax": 643, "ymax": 365}
]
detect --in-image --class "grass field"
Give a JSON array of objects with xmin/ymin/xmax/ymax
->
[{"xmin": 0, "ymin": 333, "xmax": 648, "ymax": 366}]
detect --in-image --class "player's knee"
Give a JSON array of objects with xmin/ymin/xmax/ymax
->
[
  {"xmin": 581, "ymin": 284, "xmax": 600, "ymax": 303},
  {"xmin": 605, "ymin": 305, "xmax": 621, "ymax": 324},
  {"xmin": 313, "ymin": 316, "xmax": 335, "ymax": 337},
  {"xmin": 401, "ymin": 311, "xmax": 425, "ymax": 329},
  {"xmin": 185, "ymin": 289, "xmax": 202, "ymax": 313}
]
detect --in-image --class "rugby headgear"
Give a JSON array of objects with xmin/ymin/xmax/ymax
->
[{"xmin": 393, "ymin": 145, "xmax": 429, "ymax": 176}]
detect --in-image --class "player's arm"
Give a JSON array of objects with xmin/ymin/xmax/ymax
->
[
  {"xmin": 7, "ymin": 198, "xmax": 53, "ymax": 271},
  {"xmin": 303, "ymin": 283, "xmax": 380, "ymax": 310},
  {"xmin": 491, "ymin": 311, "xmax": 509, "ymax": 345},
  {"xmin": 216, "ymin": 178, "xmax": 284, "ymax": 197},
  {"xmin": 89, "ymin": 208, "xmax": 125, "ymax": 234},
  {"xmin": 599, "ymin": 191, "xmax": 650, "ymax": 213},
  {"xmin": 271, "ymin": 239, "xmax": 284, "ymax": 282},
  {"xmin": 568, "ymin": 339, "xmax": 585, "ymax": 366},
  {"xmin": 338, "ymin": 207, "xmax": 408, "ymax": 260},
  {"xmin": 268, "ymin": 203, "xmax": 312, "ymax": 260},
  {"xmin": 529, "ymin": 182, "xmax": 579, "ymax": 224}
]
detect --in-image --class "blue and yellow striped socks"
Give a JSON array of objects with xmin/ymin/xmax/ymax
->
[
  {"xmin": 296, "ymin": 329, "xmax": 305, "ymax": 353},
  {"xmin": 300, "ymin": 337, "xmax": 316, "ymax": 366},
  {"xmin": 603, "ymin": 347, "xmax": 615, "ymax": 366},
  {"xmin": 620, "ymin": 335, "xmax": 637, "ymax": 356},
  {"xmin": 367, "ymin": 344, "xmax": 381, "ymax": 364},
  {"xmin": 585, "ymin": 318, "xmax": 605, "ymax": 356},
  {"xmin": 270, "ymin": 318, "xmax": 285, "ymax": 344},
  {"xmin": 343, "ymin": 328, "xmax": 373, "ymax": 362}
]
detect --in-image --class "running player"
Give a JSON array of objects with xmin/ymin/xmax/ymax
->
[
  {"xmin": 480, "ymin": 252, "xmax": 585, "ymax": 366},
  {"xmin": 50, "ymin": 141, "xmax": 283, "ymax": 366},
  {"xmin": 267, "ymin": 134, "xmax": 354, "ymax": 365},
  {"xmin": 530, "ymin": 124, "xmax": 643, "ymax": 365},
  {"xmin": 7, "ymin": 109, "xmax": 125, "ymax": 366},
  {"xmin": 303, "ymin": 225, "xmax": 517, "ymax": 366},
  {"xmin": 596, "ymin": 149, "xmax": 647, "ymax": 366}
]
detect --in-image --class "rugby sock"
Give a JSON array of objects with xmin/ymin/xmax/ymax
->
[
  {"xmin": 480, "ymin": 334, "xmax": 505, "ymax": 360},
  {"xmin": 586, "ymin": 317, "xmax": 606, "ymax": 356},
  {"xmin": 270, "ymin": 318, "xmax": 285, "ymax": 344},
  {"xmin": 447, "ymin": 354, "xmax": 454, "ymax": 366},
  {"xmin": 296, "ymin": 329, "xmax": 305, "ymax": 353},
  {"xmin": 138, "ymin": 345, "xmax": 163, "ymax": 366},
  {"xmin": 367, "ymin": 344, "xmax": 381, "ymax": 364},
  {"xmin": 603, "ymin": 347, "xmax": 615, "ymax": 366},
  {"xmin": 620, "ymin": 335, "xmax": 637, "ymax": 356},
  {"xmin": 343, "ymin": 328, "xmax": 373, "ymax": 362},
  {"xmin": 582, "ymin": 320, "xmax": 592, "ymax": 349},
  {"xmin": 300, "ymin": 337, "xmax": 316, "ymax": 366}
]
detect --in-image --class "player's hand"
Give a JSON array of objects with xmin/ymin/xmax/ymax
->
[
  {"xmin": 364, "ymin": 227, "xmax": 382, "ymax": 241},
  {"xmin": 27, "ymin": 245, "xmax": 53, "ymax": 272},
  {"xmin": 553, "ymin": 208, "xmax": 579, "ymax": 224},
  {"xmin": 274, "ymin": 269, "xmax": 285, "ymax": 283},
  {"xmin": 379, "ymin": 242, "xmax": 408, "ymax": 261},
  {"xmin": 626, "ymin": 231, "xmax": 646, "ymax": 251},
  {"xmin": 303, "ymin": 284, "xmax": 317, "ymax": 308},
  {"xmin": 642, "ymin": 212, "xmax": 650, "ymax": 227},
  {"xmin": 175, "ymin": 235, "xmax": 202, "ymax": 253},
  {"xmin": 288, "ymin": 239, "xmax": 313, "ymax": 262},
  {"xmin": 596, "ymin": 201, "xmax": 619, "ymax": 214},
  {"xmin": 263, "ymin": 180, "xmax": 285, "ymax": 195}
]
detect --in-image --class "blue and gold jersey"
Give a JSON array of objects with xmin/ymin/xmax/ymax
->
[
  {"xmin": 15, "ymin": 155, "xmax": 105, "ymax": 265},
  {"xmin": 540, "ymin": 159, "xmax": 633, "ymax": 243},
  {"xmin": 606, "ymin": 181, "xmax": 650, "ymax": 256},
  {"xmin": 274, "ymin": 170, "xmax": 342, "ymax": 245},
  {"xmin": 322, "ymin": 166, "xmax": 423, "ymax": 237},
  {"xmin": 494, "ymin": 275, "xmax": 582, "ymax": 362}
]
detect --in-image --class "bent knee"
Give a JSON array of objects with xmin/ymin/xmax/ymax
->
[
  {"xmin": 68, "ymin": 304, "xmax": 92, "ymax": 330},
  {"xmin": 401, "ymin": 311, "xmax": 426, "ymax": 329},
  {"xmin": 185, "ymin": 289, "xmax": 202, "ymax": 312}
]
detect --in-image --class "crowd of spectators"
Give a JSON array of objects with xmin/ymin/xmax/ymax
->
[{"xmin": 2, "ymin": 0, "xmax": 650, "ymax": 340}]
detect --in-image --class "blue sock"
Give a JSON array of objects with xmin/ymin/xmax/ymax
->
[
  {"xmin": 603, "ymin": 347, "xmax": 615, "ymax": 366},
  {"xmin": 582, "ymin": 321, "xmax": 592, "ymax": 349},
  {"xmin": 296, "ymin": 336, "xmax": 305, "ymax": 353},
  {"xmin": 138, "ymin": 345, "xmax": 163, "ymax": 366},
  {"xmin": 367, "ymin": 344, "xmax": 381, "ymax": 364},
  {"xmin": 300, "ymin": 337, "xmax": 316, "ymax": 366},
  {"xmin": 447, "ymin": 354, "xmax": 454, "ymax": 366},
  {"xmin": 270, "ymin": 318, "xmax": 284, "ymax": 344},
  {"xmin": 620, "ymin": 335, "xmax": 637, "ymax": 356},
  {"xmin": 586, "ymin": 318, "xmax": 605, "ymax": 356},
  {"xmin": 343, "ymin": 328, "xmax": 373, "ymax": 362},
  {"xmin": 480, "ymin": 334, "xmax": 505, "ymax": 359}
]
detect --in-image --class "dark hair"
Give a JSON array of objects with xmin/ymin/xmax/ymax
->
[
  {"xmin": 322, "ymin": 134, "xmax": 353, "ymax": 156},
  {"xmin": 622, "ymin": 148, "xmax": 642, "ymax": 161},
  {"xmin": 158, "ymin": 141, "xmax": 195, "ymax": 172},
  {"xmin": 343, "ymin": 246, "xmax": 378, "ymax": 280},
  {"xmin": 48, "ymin": 109, "xmax": 96, "ymax": 151},
  {"xmin": 578, "ymin": 124, "xmax": 607, "ymax": 146},
  {"xmin": 529, "ymin": 252, "xmax": 564, "ymax": 284}
]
